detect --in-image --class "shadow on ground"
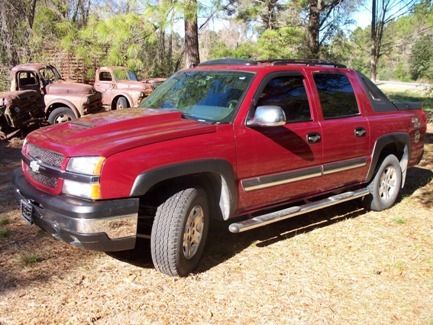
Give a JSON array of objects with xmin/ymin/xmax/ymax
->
[{"xmin": 109, "ymin": 200, "xmax": 368, "ymax": 274}]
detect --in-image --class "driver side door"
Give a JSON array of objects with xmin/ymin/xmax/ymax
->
[{"xmin": 235, "ymin": 72, "xmax": 323, "ymax": 212}]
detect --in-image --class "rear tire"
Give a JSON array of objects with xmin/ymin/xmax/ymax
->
[
  {"xmin": 366, "ymin": 154, "xmax": 402, "ymax": 211},
  {"xmin": 150, "ymin": 188, "xmax": 209, "ymax": 276},
  {"xmin": 48, "ymin": 107, "xmax": 76, "ymax": 124}
]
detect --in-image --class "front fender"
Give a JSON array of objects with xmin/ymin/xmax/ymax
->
[
  {"xmin": 130, "ymin": 159, "xmax": 237, "ymax": 220},
  {"xmin": 45, "ymin": 98, "xmax": 80, "ymax": 118}
]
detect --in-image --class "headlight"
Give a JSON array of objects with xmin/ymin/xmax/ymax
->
[
  {"xmin": 66, "ymin": 156, "xmax": 105, "ymax": 175},
  {"xmin": 63, "ymin": 156, "xmax": 105, "ymax": 200},
  {"xmin": 63, "ymin": 179, "xmax": 101, "ymax": 200}
]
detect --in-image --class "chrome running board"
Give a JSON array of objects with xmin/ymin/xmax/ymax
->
[{"xmin": 229, "ymin": 188, "xmax": 370, "ymax": 233}]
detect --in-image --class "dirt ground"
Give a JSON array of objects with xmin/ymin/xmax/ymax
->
[{"xmin": 0, "ymin": 126, "xmax": 432, "ymax": 325}]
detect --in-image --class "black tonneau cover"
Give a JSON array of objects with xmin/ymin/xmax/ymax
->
[{"xmin": 393, "ymin": 101, "xmax": 422, "ymax": 110}]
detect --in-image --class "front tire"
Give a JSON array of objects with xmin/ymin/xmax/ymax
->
[
  {"xmin": 366, "ymin": 154, "xmax": 402, "ymax": 211},
  {"xmin": 48, "ymin": 107, "xmax": 76, "ymax": 124},
  {"xmin": 115, "ymin": 97, "xmax": 129, "ymax": 110},
  {"xmin": 151, "ymin": 188, "xmax": 209, "ymax": 276}
]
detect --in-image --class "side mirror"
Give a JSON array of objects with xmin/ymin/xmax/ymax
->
[{"xmin": 247, "ymin": 105, "xmax": 286, "ymax": 127}]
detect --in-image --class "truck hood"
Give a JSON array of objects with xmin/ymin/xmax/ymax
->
[
  {"xmin": 46, "ymin": 81, "xmax": 94, "ymax": 95},
  {"xmin": 27, "ymin": 109, "xmax": 216, "ymax": 157},
  {"xmin": 116, "ymin": 80, "xmax": 148, "ymax": 91}
]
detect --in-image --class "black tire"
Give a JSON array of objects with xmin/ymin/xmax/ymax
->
[
  {"xmin": 366, "ymin": 154, "xmax": 402, "ymax": 211},
  {"xmin": 48, "ymin": 107, "xmax": 76, "ymax": 124},
  {"xmin": 151, "ymin": 188, "xmax": 209, "ymax": 276},
  {"xmin": 115, "ymin": 97, "xmax": 129, "ymax": 110}
]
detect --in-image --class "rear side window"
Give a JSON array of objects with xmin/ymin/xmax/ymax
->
[
  {"xmin": 357, "ymin": 72, "xmax": 397, "ymax": 112},
  {"xmin": 314, "ymin": 73, "xmax": 359, "ymax": 119},
  {"xmin": 257, "ymin": 75, "xmax": 311, "ymax": 122}
]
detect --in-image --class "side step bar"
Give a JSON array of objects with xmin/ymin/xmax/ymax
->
[{"xmin": 229, "ymin": 188, "xmax": 370, "ymax": 233}]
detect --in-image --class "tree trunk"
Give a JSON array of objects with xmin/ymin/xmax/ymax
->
[
  {"xmin": 370, "ymin": 0, "xmax": 377, "ymax": 81},
  {"xmin": 0, "ymin": 1, "xmax": 19, "ymax": 67},
  {"xmin": 184, "ymin": 0, "xmax": 200, "ymax": 68},
  {"xmin": 28, "ymin": 0, "xmax": 37, "ymax": 29},
  {"xmin": 307, "ymin": 0, "xmax": 321, "ymax": 59}
]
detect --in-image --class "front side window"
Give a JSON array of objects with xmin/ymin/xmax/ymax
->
[
  {"xmin": 257, "ymin": 75, "xmax": 311, "ymax": 122},
  {"xmin": 141, "ymin": 71, "xmax": 254, "ymax": 123},
  {"xmin": 314, "ymin": 73, "xmax": 359, "ymax": 119}
]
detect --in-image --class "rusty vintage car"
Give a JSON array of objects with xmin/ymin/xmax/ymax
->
[
  {"xmin": 0, "ymin": 90, "xmax": 45, "ymax": 140},
  {"xmin": 9, "ymin": 63, "xmax": 102, "ymax": 124},
  {"xmin": 94, "ymin": 66, "xmax": 165, "ymax": 110}
]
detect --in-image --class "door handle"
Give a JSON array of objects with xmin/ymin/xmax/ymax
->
[
  {"xmin": 354, "ymin": 127, "xmax": 366, "ymax": 137},
  {"xmin": 307, "ymin": 133, "xmax": 321, "ymax": 144}
]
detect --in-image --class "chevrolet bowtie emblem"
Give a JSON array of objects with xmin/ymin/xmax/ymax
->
[{"xmin": 29, "ymin": 160, "xmax": 41, "ymax": 173}]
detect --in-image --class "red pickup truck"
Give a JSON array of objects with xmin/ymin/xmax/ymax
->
[{"xmin": 13, "ymin": 59, "xmax": 426, "ymax": 276}]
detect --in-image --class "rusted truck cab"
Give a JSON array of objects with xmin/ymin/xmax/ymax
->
[
  {"xmin": 94, "ymin": 66, "xmax": 164, "ymax": 110},
  {"xmin": 10, "ymin": 64, "xmax": 102, "ymax": 123}
]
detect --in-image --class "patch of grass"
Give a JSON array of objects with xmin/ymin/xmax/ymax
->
[
  {"xmin": 0, "ymin": 218, "xmax": 10, "ymax": 226},
  {"xmin": 17, "ymin": 252, "xmax": 44, "ymax": 266},
  {"xmin": 0, "ymin": 227, "xmax": 10, "ymax": 239},
  {"xmin": 392, "ymin": 216, "xmax": 406, "ymax": 225}
]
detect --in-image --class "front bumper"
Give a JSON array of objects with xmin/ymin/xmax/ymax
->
[{"xmin": 13, "ymin": 169, "xmax": 139, "ymax": 251}]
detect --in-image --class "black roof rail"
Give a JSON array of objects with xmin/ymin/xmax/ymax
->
[
  {"xmin": 195, "ymin": 58, "xmax": 346, "ymax": 68},
  {"xmin": 257, "ymin": 59, "xmax": 346, "ymax": 68},
  {"xmin": 197, "ymin": 58, "xmax": 257, "ymax": 66}
]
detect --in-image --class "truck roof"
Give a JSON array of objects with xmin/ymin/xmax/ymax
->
[{"xmin": 11, "ymin": 63, "xmax": 50, "ymax": 72}]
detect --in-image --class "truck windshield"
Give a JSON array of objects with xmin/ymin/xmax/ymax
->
[
  {"xmin": 114, "ymin": 69, "xmax": 138, "ymax": 81},
  {"xmin": 140, "ymin": 71, "xmax": 254, "ymax": 123},
  {"xmin": 39, "ymin": 66, "xmax": 62, "ymax": 82}
]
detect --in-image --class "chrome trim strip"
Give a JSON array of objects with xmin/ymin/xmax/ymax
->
[
  {"xmin": 241, "ymin": 157, "xmax": 368, "ymax": 192},
  {"xmin": 322, "ymin": 162, "xmax": 367, "ymax": 175},
  {"xmin": 242, "ymin": 166, "xmax": 322, "ymax": 192},
  {"xmin": 22, "ymin": 154, "xmax": 100, "ymax": 183}
]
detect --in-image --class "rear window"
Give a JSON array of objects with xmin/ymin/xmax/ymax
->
[
  {"xmin": 357, "ymin": 72, "xmax": 397, "ymax": 112},
  {"xmin": 314, "ymin": 73, "xmax": 359, "ymax": 119}
]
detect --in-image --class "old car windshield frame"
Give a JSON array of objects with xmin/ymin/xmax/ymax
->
[
  {"xmin": 140, "ymin": 70, "xmax": 254, "ymax": 123},
  {"xmin": 39, "ymin": 66, "xmax": 62, "ymax": 82},
  {"xmin": 114, "ymin": 68, "xmax": 138, "ymax": 81}
]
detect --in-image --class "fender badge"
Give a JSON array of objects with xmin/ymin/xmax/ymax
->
[{"xmin": 29, "ymin": 160, "xmax": 41, "ymax": 173}]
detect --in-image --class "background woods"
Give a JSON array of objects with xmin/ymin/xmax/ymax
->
[{"xmin": 0, "ymin": 0, "xmax": 432, "ymax": 90}]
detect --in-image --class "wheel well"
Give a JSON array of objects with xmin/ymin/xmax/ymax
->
[
  {"xmin": 377, "ymin": 142, "xmax": 405, "ymax": 165},
  {"xmin": 111, "ymin": 95, "xmax": 130, "ymax": 110},
  {"xmin": 46, "ymin": 103, "xmax": 78, "ymax": 118},
  {"xmin": 373, "ymin": 141, "xmax": 409, "ymax": 187},
  {"xmin": 137, "ymin": 173, "xmax": 230, "ymax": 235}
]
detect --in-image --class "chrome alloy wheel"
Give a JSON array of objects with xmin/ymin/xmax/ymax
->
[
  {"xmin": 55, "ymin": 114, "xmax": 73, "ymax": 123},
  {"xmin": 182, "ymin": 205, "xmax": 205, "ymax": 259},
  {"xmin": 379, "ymin": 165, "xmax": 398, "ymax": 201}
]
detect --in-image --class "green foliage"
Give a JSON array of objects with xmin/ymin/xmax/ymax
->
[
  {"xmin": 256, "ymin": 27, "xmax": 305, "ymax": 59},
  {"xmin": 410, "ymin": 36, "xmax": 433, "ymax": 81},
  {"xmin": 209, "ymin": 26, "xmax": 305, "ymax": 60}
]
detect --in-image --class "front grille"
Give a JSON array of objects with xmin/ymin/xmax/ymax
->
[
  {"xmin": 29, "ymin": 168, "xmax": 58, "ymax": 188},
  {"xmin": 27, "ymin": 143, "xmax": 64, "ymax": 168},
  {"xmin": 25, "ymin": 143, "xmax": 64, "ymax": 190}
]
